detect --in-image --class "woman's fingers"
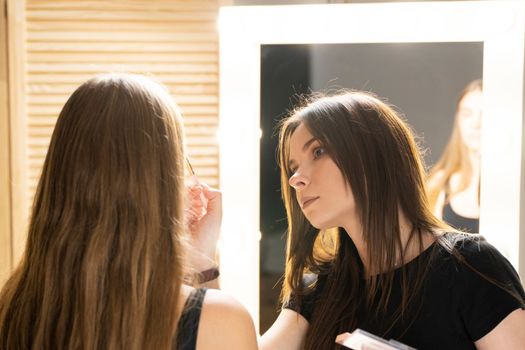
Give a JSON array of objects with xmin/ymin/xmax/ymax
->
[{"xmin": 186, "ymin": 184, "xmax": 209, "ymax": 222}]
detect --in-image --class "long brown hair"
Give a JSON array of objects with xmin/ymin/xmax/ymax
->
[
  {"xmin": 0, "ymin": 74, "xmax": 186, "ymax": 349},
  {"xmin": 427, "ymin": 79, "xmax": 482, "ymax": 210},
  {"xmin": 278, "ymin": 91, "xmax": 445, "ymax": 349}
]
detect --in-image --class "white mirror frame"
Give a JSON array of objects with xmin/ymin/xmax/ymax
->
[{"xmin": 218, "ymin": 0, "xmax": 525, "ymax": 324}]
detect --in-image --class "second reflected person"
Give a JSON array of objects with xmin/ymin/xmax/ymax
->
[{"xmin": 428, "ymin": 80, "xmax": 482, "ymax": 233}]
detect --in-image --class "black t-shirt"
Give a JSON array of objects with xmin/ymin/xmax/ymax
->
[
  {"xmin": 442, "ymin": 202, "xmax": 479, "ymax": 233},
  {"xmin": 284, "ymin": 234, "xmax": 525, "ymax": 349}
]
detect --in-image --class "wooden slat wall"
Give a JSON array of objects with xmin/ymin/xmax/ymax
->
[
  {"xmin": 7, "ymin": 0, "xmax": 29, "ymax": 272},
  {"xmin": 14, "ymin": 0, "xmax": 223, "ymax": 263},
  {"xmin": 1, "ymin": 0, "xmax": 13, "ymax": 285}
]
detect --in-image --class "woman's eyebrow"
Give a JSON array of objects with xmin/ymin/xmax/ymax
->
[
  {"xmin": 288, "ymin": 137, "xmax": 319, "ymax": 169},
  {"xmin": 302, "ymin": 137, "xmax": 317, "ymax": 151}
]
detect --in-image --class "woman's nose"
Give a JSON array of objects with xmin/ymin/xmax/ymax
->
[{"xmin": 289, "ymin": 171, "xmax": 309, "ymax": 190}]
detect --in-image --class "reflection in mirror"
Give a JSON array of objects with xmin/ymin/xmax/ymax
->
[
  {"xmin": 259, "ymin": 42, "xmax": 482, "ymax": 331},
  {"xmin": 428, "ymin": 80, "xmax": 483, "ymax": 234}
]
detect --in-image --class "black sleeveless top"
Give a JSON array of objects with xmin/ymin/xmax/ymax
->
[
  {"xmin": 441, "ymin": 183, "xmax": 479, "ymax": 233},
  {"xmin": 442, "ymin": 202, "xmax": 479, "ymax": 233},
  {"xmin": 175, "ymin": 288, "xmax": 207, "ymax": 350}
]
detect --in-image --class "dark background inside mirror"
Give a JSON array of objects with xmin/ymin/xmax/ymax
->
[{"xmin": 259, "ymin": 42, "xmax": 483, "ymax": 332}]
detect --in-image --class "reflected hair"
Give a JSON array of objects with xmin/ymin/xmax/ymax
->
[{"xmin": 0, "ymin": 73, "xmax": 186, "ymax": 349}]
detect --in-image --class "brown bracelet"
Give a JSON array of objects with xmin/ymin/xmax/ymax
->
[{"xmin": 196, "ymin": 267, "xmax": 220, "ymax": 284}]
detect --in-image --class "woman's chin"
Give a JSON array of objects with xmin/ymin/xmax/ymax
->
[{"xmin": 306, "ymin": 218, "xmax": 331, "ymax": 230}]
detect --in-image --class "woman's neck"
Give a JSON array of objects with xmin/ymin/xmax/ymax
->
[
  {"xmin": 468, "ymin": 150, "xmax": 481, "ymax": 177},
  {"xmin": 342, "ymin": 209, "xmax": 435, "ymax": 276}
]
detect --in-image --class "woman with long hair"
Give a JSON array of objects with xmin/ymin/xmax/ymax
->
[
  {"xmin": 259, "ymin": 91, "xmax": 525, "ymax": 349},
  {"xmin": 0, "ymin": 73, "xmax": 257, "ymax": 350},
  {"xmin": 428, "ymin": 79, "xmax": 482, "ymax": 233}
]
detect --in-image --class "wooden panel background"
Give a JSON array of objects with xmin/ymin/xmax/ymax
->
[
  {"xmin": 0, "ymin": 0, "xmax": 12, "ymax": 285},
  {"xmin": 8, "ymin": 0, "xmax": 225, "ymax": 266},
  {"xmin": 7, "ymin": 0, "xmax": 28, "ymax": 274}
]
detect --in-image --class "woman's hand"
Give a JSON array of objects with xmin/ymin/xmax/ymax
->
[{"xmin": 185, "ymin": 183, "xmax": 222, "ymax": 272}]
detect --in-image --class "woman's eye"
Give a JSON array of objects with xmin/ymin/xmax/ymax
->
[{"xmin": 313, "ymin": 147, "xmax": 326, "ymax": 158}]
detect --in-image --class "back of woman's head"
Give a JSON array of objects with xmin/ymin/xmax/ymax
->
[{"xmin": 0, "ymin": 73, "xmax": 186, "ymax": 350}]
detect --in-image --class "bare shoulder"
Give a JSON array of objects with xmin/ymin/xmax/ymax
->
[{"xmin": 196, "ymin": 289, "xmax": 258, "ymax": 350}]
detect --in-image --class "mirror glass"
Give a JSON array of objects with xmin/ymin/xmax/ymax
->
[{"xmin": 259, "ymin": 42, "xmax": 483, "ymax": 331}]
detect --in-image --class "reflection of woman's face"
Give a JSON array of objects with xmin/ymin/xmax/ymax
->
[
  {"xmin": 287, "ymin": 123, "xmax": 357, "ymax": 230},
  {"xmin": 457, "ymin": 89, "xmax": 482, "ymax": 154}
]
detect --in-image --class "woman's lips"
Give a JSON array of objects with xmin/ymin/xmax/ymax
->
[{"xmin": 302, "ymin": 197, "xmax": 319, "ymax": 209}]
